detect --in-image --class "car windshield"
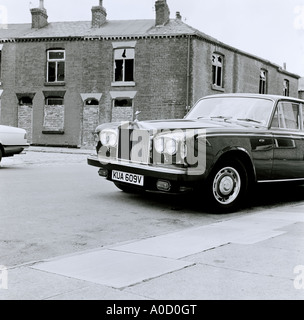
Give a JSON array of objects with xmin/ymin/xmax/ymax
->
[{"xmin": 186, "ymin": 96, "xmax": 274, "ymax": 126}]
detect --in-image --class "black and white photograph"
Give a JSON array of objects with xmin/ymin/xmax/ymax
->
[{"xmin": 1, "ymin": 0, "xmax": 304, "ymax": 304}]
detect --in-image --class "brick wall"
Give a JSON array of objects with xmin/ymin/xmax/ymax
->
[
  {"xmin": 191, "ymin": 38, "xmax": 299, "ymax": 102},
  {"xmin": 112, "ymin": 107, "xmax": 133, "ymax": 123},
  {"xmin": 134, "ymin": 37, "xmax": 189, "ymax": 120},
  {"xmin": 42, "ymin": 104, "xmax": 64, "ymax": 134},
  {"xmin": 18, "ymin": 104, "xmax": 33, "ymax": 143},
  {"xmin": 82, "ymin": 104, "xmax": 99, "ymax": 147}
]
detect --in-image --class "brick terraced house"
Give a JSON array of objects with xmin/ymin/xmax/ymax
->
[{"xmin": 0, "ymin": 0, "xmax": 301, "ymax": 147}]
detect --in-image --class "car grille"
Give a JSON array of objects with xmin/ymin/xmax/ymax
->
[{"xmin": 117, "ymin": 128, "xmax": 151, "ymax": 164}]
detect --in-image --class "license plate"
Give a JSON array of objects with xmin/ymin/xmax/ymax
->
[{"xmin": 112, "ymin": 170, "xmax": 144, "ymax": 186}]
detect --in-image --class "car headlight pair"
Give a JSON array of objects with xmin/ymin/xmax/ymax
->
[
  {"xmin": 100, "ymin": 129, "xmax": 118, "ymax": 147},
  {"xmin": 154, "ymin": 132, "xmax": 187, "ymax": 157},
  {"xmin": 154, "ymin": 137, "xmax": 177, "ymax": 156}
]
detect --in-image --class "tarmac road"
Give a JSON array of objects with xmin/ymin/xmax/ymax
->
[{"xmin": 0, "ymin": 147, "xmax": 304, "ymax": 300}]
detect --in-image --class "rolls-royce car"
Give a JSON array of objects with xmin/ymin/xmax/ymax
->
[
  {"xmin": 0, "ymin": 125, "xmax": 29, "ymax": 163},
  {"xmin": 88, "ymin": 93, "xmax": 304, "ymax": 212}
]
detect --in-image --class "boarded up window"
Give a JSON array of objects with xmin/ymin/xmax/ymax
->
[
  {"xmin": 43, "ymin": 97, "xmax": 65, "ymax": 134},
  {"xmin": 17, "ymin": 95, "xmax": 33, "ymax": 144}
]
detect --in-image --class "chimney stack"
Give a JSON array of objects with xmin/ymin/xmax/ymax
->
[
  {"xmin": 30, "ymin": 0, "xmax": 48, "ymax": 29},
  {"xmin": 92, "ymin": 0, "xmax": 107, "ymax": 28},
  {"xmin": 176, "ymin": 11, "xmax": 182, "ymax": 21},
  {"xmin": 155, "ymin": 0, "xmax": 170, "ymax": 26}
]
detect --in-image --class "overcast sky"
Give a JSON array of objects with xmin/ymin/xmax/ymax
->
[{"xmin": 1, "ymin": 0, "xmax": 304, "ymax": 76}]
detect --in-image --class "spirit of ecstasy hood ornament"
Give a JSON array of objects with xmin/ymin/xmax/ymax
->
[{"xmin": 134, "ymin": 110, "xmax": 141, "ymax": 122}]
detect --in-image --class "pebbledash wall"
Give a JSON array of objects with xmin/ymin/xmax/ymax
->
[{"xmin": 0, "ymin": 0, "xmax": 301, "ymax": 148}]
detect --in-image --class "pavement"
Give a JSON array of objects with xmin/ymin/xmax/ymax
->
[
  {"xmin": 1, "ymin": 146, "xmax": 304, "ymax": 301},
  {"xmin": 28, "ymin": 145, "xmax": 95, "ymax": 155}
]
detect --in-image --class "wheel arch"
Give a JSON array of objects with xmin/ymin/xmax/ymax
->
[{"xmin": 212, "ymin": 148, "xmax": 257, "ymax": 186}]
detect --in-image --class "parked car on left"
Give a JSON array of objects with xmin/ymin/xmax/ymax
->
[{"xmin": 0, "ymin": 125, "xmax": 29, "ymax": 163}]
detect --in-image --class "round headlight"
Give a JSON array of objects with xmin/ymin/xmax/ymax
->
[
  {"xmin": 164, "ymin": 138, "xmax": 177, "ymax": 156},
  {"xmin": 100, "ymin": 130, "xmax": 117, "ymax": 147},
  {"xmin": 154, "ymin": 137, "xmax": 164, "ymax": 153}
]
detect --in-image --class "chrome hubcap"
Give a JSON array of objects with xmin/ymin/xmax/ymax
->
[
  {"xmin": 219, "ymin": 176, "xmax": 235, "ymax": 195},
  {"xmin": 213, "ymin": 167, "xmax": 241, "ymax": 205}
]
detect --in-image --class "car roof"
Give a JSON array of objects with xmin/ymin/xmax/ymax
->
[{"xmin": 202, "ymin": 93, "xmax": 304, "ymax": 104}]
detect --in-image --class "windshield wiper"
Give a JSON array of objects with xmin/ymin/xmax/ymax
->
[
  {"xmin": 197, "ymin": 116, "xmax": 232, "ymax": 121},
  {"xmin": 211, "ymin": 116, "xmax": 232, "ymax": 120},
  {"xmin": 237, "ymin": 118, "xmax": 262, "ymax": 124}
]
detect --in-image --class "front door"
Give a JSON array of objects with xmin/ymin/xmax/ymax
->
[{"xmin": 270, "ymin": 100, "xmax": 304, "ymax": 180}]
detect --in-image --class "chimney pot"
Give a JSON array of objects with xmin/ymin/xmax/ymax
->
[{"xmin": 176, "ymin": 11, "xmax": 182, "ymax": 20}]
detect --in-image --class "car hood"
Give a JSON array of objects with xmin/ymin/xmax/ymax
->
[
  {"xmin": 0, "ymin": 125, "xmax": 26, "ymax": 134},
  {"xmin": 129, "ymin": 118, "xmax": 265, "ymax": 131},
  {"xmin": 95, "ymin": 118, "xmax": 265, "ymax": 134},
  {"xmin": 136, "ymin": 119, "xmax": 233, "ymax": 130}
]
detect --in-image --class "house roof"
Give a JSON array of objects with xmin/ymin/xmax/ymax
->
[{"xmin": 0, "ymin": 19, "xmax": 201, "ymax": 40}]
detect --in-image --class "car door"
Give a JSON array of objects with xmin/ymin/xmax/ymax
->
[
  {"xmin": 250, "ymin": 135, "xmax": 274, "ymax": 181},
  {"xmin": 270, "ymin": 100, "xmax": 304, "ymax": 180}
]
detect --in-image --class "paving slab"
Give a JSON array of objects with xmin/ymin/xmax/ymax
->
[
  {"xmin": 112, "ymin": 212, "xmax": 294, "ymax": 259},
  {"xmin": 258, "ymin": 208, "xmax": 304, "ymax": 222},
  {"xmin": 124, "ymin": 263, "xmax": 303, "ymax": 300},
  {"xmin": 32, "ymin": 249, "xmax": 193, "ymax": 289},
  {"xmin": 0, "ymin": 266, "xmax": 91, "ymax": 300},
  {"xmin": 185, "ymin": 242, "xmax": 303, "ymax": 279},
  {"xmin": 0, "ymin": 266, "xmax": 145, "ymax": 300}
]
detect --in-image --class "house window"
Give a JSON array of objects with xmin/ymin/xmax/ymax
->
[
  {"xmin": 43, "ymin": 93, "xmax": 65, "ymax": 134},
  {"xmin": 110, "ymin": 91, "xmax": 137, "ymax": 122},
  {"xmin": 85, "ymin": 99, "xmax": 99, "ymax": 106},
  {"xmin": 283, "ymin": 80, "xmax": 289, "ymax": 96},
  {"xmin": 259, "ymin": 70, "xmax": 267, "ymax": 94},
  {"xmin": 46, "ymin": 97, "xmax": 64, "ymax": 106},
  {"xmin": 47, "ymin": 50, "xmax": 65, "ymax": 83},
  {"xmin": 113, "ymin": 98, "xmax": 133, "ymax": 108},
  {"xmin": 212, "ymin": 54, "xmax": 224, "ymax": 88},
  {"xmin": 18, "ymin": 96, "xmax": 33, "ymax": 106},
  {"xmin": 114, "ymin": 48, "xmax": 134, "ymax": 83}
]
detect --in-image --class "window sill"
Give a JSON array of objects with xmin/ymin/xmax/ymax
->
[
  {"xmin": 111, "ymin": 81, "xmax": 136, "ymax": 87},
  {"xmin": 44, "ymin": 82, "xmax": 66, "ymax": 87},
  {"xmin": 211, "ymin": 84, "xmax": 225, "ymax": 92},
  {"xmin": 42, "ymin": 130, "xmax": 65, "ymax": 135}
]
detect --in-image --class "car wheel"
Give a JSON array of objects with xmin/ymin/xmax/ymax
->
[{"xmin": 207, "ymin": 159, "xmax": 248, "ymax": 213}]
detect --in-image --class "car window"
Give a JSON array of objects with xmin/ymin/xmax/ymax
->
[
  {"xmin": 186, "ymin": 97, "xmax": 273, "ymax": 125},
  {"xmin": 271, "ymin": 101, "xmax": 300, "ymax": 130}
]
